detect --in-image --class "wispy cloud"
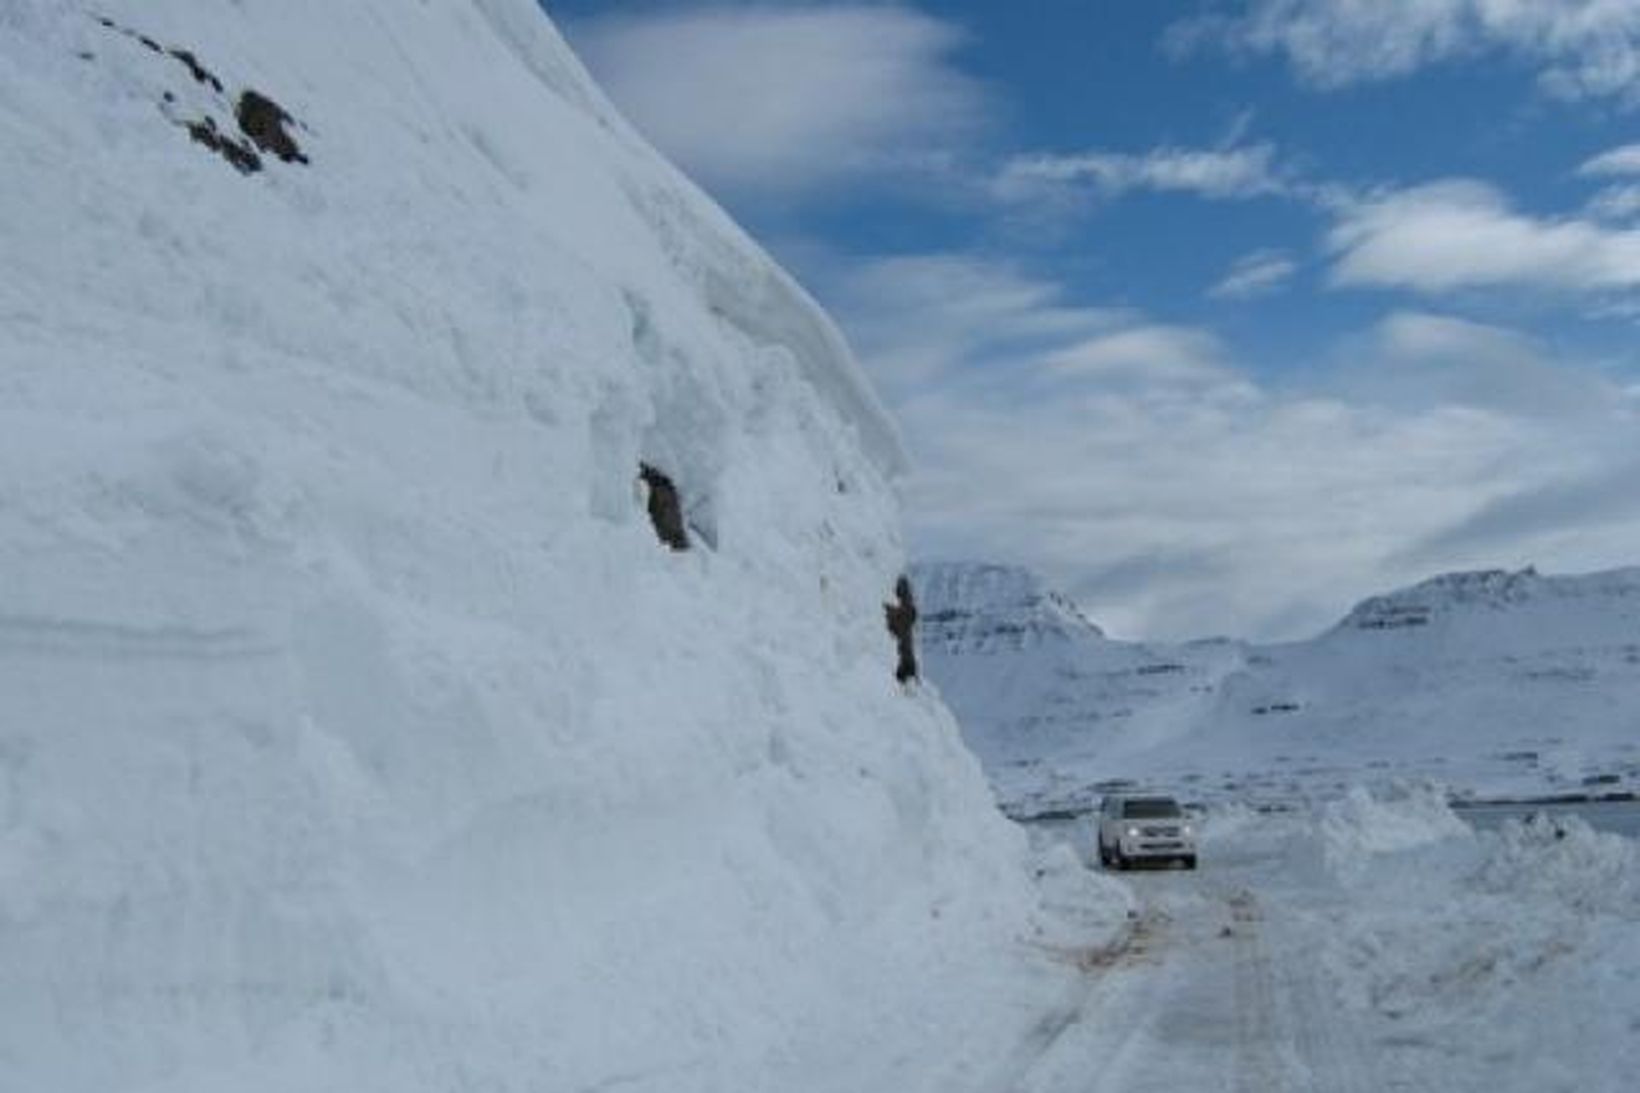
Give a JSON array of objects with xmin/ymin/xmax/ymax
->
[
  {"xmin": 1339, "ymin": 310, "xmax": 1621, "ymax": 417},
  {"xmin": 1579, "ymin": 142, "xmax": 1640, "ymax": 177},
  {"xmin": 1404, "ymin": 453, "xmax": 1640, "ymax": 566},
  {"xmin": 1587, "ymin": 183, "xmax": 1640, "ymax": 222},
  {"xmin": 1327, "ymin": 179, "xmax": 1640, "ymax": 295},
  {"xmin": 992, "ymin": 141, "xmax": 1290, "ymax": 208},
  {"xmin": 1046, "ymin": 325, "xmax": 1232, "ymax": 385},
  {"xmin": 816, "ymin": 253, "xmax": 1128, "ymax": 394},
  {"xmin": 566, "ymin": 5, "xmax": 987, "ymax": 198},
  {"xmin": 1210, "ymin": 249, "xmax": 1298, "ymax": 298},
  {"xmin": 1169, "ymin": 0, "xmax": 1640, "ymax": 105}
]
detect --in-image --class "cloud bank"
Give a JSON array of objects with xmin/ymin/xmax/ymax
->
[{"xmin": 822, "ymin": 252, "xmax": 1640, "ymax": 639}]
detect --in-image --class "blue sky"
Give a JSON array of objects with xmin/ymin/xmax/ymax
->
[{"xmin": 546, "ymin": 0, "xmax": 1640, "ymax": 640}]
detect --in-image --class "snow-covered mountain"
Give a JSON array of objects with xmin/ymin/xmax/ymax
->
[
  {"xmin": 0, "ymin": 5, "xmax": 1099, "ymax": 1091},
  {"xmin": 918, "ymin": 561, "xmax": 1105, "ymax": 653},
  {"xmin": 913, "ymin": 561, "xmax": 1640, "ymax": 815}
]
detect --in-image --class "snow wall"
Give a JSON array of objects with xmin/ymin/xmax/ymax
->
[{"xmin": 0, "ymin": 2, "xmax": 1037, "ymax": 1089}]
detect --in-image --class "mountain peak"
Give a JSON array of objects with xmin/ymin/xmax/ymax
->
[{"xmin": 911, "ymin": 561, "xmax": 1103, "ymax": 654}]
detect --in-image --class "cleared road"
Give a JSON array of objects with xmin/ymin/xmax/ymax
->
[{"xmin": 994, "ymin": 824, "xmax": 1429, "ymax": 1093}]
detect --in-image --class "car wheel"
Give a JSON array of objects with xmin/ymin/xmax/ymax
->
[{"xmin": 1182, "ymin": 855, "xmax": 1197, "ymax": 871}]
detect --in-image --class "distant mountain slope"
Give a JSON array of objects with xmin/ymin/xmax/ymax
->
[{"xmin": 913, "ymin": 562, "xmax": 1640, "ymax": 815}]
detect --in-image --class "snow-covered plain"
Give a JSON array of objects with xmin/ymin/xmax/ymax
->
[
  {"xmin": 0, "ymin": 4, "xmax": 1132, "ymax": 1090},
  {"xmin": 915, "ymin": 562, "xmax": 1640, "ymax": 816}
]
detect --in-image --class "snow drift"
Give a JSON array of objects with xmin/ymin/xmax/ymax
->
[
  {"xmin": 0, "ymin": 3, "xmax": 1048, "ymax": 1090},
  {"xmin": 1307, "ymin": 793, "xmax": 1640, "ymax": 1091}
]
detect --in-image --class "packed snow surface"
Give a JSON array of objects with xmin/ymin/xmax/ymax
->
[
  {"xmin": 914, "ymin": 561, "xmax": 1640, "ymax": 814},
  {"xmin": 0, "ymin": 4, "xmax": 1132, "ymax": 1090}
]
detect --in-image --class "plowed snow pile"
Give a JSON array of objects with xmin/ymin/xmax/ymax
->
[
  {"xmin": 1306, "ymin": 788, "xmax": 1640, "ymax": 1090},
  {"xmin": 0, "ymin": 3, "xmax": 1121, "ymax": 1090}
]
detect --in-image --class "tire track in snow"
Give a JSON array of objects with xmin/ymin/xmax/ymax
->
[
  {"xmin": 1226, "ymin": 888, "xmax": 1284, "ymax": 1093},
  {"xmin": 967, "ymin": 911, "xmax": 1157, "ymax": 1093}
]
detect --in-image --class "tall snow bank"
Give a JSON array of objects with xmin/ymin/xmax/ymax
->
[{"xmin": 0, "ymin": 3, "xmax": 1036, "ymax": 1090}]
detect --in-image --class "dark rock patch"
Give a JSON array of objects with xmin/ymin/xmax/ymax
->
[
  {"xmin": 236, "ymin": 89, "xmax": 307, "ymax": 164},
  {"xmin": 186, "ymin": 116, "xmax": 262, "ymax": 175},
  {"xmin": 92, "ymin": 15, "xmax": 309, "ymax": 176},
  {"xmin": 884, "ymin": 575, "xmax": 919, "ymax": 684},
  {"xmin": 638, "ymin": 464, "xmax": 689, "ymax": 551},
  {"xmin": 169, "ymin": 48, "xmax": 223, "ymax": 93}
]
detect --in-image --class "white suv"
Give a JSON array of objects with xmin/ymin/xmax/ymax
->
[{"xmin": 1096, "ymin": 795, "xmax": 1196, "ymax": 870}]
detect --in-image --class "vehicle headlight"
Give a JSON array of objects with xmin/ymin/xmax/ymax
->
[
  {"xmin": 1126, "ymin": 826, "xmax": 1140, "ymax": 838},
  {"xmin": 1182, "ymin": 824, "xmax": 1194, "ymax": 836}
]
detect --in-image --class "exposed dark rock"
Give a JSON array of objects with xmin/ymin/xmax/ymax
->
[
  {"xmin": 92, "ymin": 18, "xmax": 302, "ymax": 176},
  {"xmin": 186, "ymin": 116, "xmax": 262, "ymax": 175},
  {"xmin": 884, "ymin": 575, "xmax": 919, "ymax": 684},
  {"xmin": 638, "ymin": 464, "xmax": 688, "ymax": 551},
  {"xmin": 236, "ymin": 89, "xmax": 307, "ymax": 165},
  {"xmin": 169, "ymin": 48, "xmax": 223, "ymax": 93}
]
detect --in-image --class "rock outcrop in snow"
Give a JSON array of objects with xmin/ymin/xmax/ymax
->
[
  {"xmin": 0, "ymin": 4, "xmax": 1045, "ymax": 1090},
  {"xmin": 917, "ymin": 562, "xmax": 1640, "ymax": 815}
]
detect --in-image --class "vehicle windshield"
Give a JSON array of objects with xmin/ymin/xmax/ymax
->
[{"xmin": 1122, "ymin": 798, "xmax": 1181, "ymax": 819}]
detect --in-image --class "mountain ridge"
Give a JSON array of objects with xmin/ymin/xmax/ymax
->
[{"xmin": 914, "ymin": 561, "xmax": 1640, "ymax": 815}]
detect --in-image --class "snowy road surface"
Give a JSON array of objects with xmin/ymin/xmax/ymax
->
[
  {"xmin": 997, "ymin": 794, "xmax": 1639, "ymax": 1093},
  {"xmin": 1002, "ymin": 833, "xmax": 1373, "ymax": 1092}
]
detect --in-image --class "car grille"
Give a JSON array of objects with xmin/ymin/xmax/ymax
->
[{"xmin": 1141, "ymin": 825, "xmax": 1180, "ymax": 837}]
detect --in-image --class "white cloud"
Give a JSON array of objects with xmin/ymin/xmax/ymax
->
[
  {"xmin": 1045, "ymin": 326, "xmax": 1245, "ymax": 392},
  {"xmin": 1374, "ymin": 310, "xmax": 1530, "ymax": 360},
  {"xmin": 1170, "ymin": 0, "xmax": 1640, "ymax": 104},
  {"xmin": 1587, "ymin": 183, "xmax": 1640, "ymax": 221},
  {"xmin": 813, "ymin": 251, "xmax": 1640, "ymax": 640},
  {"xmin": 1327, "ymin": 179, "xmax": 1640, "ymax": 294},
  {"xmin": 817, "ymin": 253, "xmax": 1127, "ymax": 394},
  {"xmin": 1343, "ymin": 310, "xmax": 1619, "ymax": 416},
  {"xmin": 1579, "ymin": 143, "xmax": 1640, "ymax": 176},
  {"xmin": 992, "ymin": 142, "xmax": 1289, "ymax": 207},
  {"xmin": 566, "ymin": 5, "xmax": 986, "ymax": 197},
  {"xmin": 1209, "ymin": 248, "xmax": 1298, "ymax": 298}
]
